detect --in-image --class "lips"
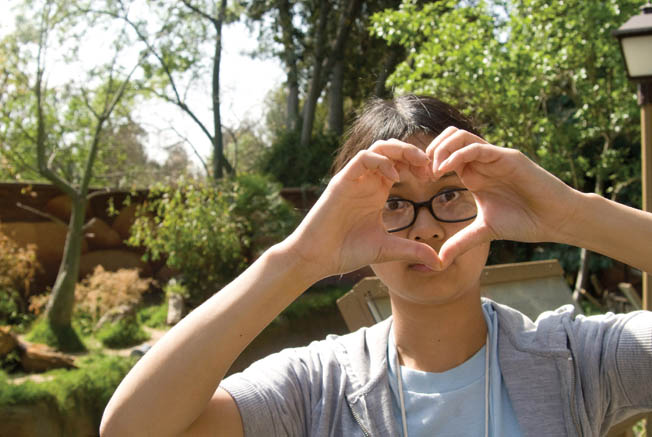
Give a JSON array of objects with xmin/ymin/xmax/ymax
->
[{"xmin": 408, "ymin": 263, "xmax": 436, "ymax": 273}]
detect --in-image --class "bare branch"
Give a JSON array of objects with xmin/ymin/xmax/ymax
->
[
  {"xmin": 169, "ymin": 125, "xmax": 209, "ymax": 176},
  {"xmin": 16, "ymin": 202, "xmax": 67, "ymax": 226},
  {"xmin": 180, "ymin": 0, "xmax": 217, "ymax": 25}
]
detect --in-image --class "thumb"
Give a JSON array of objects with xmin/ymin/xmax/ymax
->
[
  {"xmin": 438, "ymin": 219, "xmax": 491, "ymax": 269},
  {"xmin": 378, "ymin": 235, "xmax": 442, "ymax": 269}
]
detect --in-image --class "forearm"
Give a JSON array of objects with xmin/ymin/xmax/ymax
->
[
  {"xmin": 559, "ymin": 192, "xmax": 652, "ymax": 274},
  {"xmin": 100, "ymin": 241, "xmax": 322, "ymax": 437}
]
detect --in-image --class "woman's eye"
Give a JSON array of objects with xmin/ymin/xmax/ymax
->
[
  {"xmin": 385, "ymin": 199, "xmax": 407, "ymax": 211},
  {"xmin": 437, "ymin": 190, "xmax": 461, "ymax": 204}
]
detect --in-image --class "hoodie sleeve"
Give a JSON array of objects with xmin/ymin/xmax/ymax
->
[
  {"xmin": 614, "ymin": 311, "xmax": 652, "ymax": 408},
  {"xmin": 571, "ymin": 310, "xmax": 652, "ymax": 430},
  {"xmin": 220, "ymin": 345, "xmax": 319, "ymax": 437}
]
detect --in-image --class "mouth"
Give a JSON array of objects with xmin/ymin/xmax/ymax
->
[{"xmin": 408, "ymin": 263, "xmax": 437, "ymax": 273}]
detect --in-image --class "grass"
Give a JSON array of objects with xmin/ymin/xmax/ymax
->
[
  {"xmin": 137, "ymin": 300, "xmax": 169, "ymax": 329},
  {"xmin": 25, "ymin": 317, "xmax": 86, "ymax": 353},
  {"xmin": 0, "ymin": 352, "xmax": 137, "ymax": 423},
  {"xmin": 96, "ymin": 317, "xmax": 150, "ymax": 348}
]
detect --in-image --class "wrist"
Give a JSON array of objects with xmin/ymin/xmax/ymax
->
[{"xmin": 266, "ymin": 237, "xmax": 331, "ymax": 288}]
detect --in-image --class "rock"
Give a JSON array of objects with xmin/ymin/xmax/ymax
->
[
  {"xmin": 94, "ymin": 304, "xmax": 136, "ymax": 332},
  {"xmin": 2, "ymin": 222, "xmax": 89, "ymax": 267},
  {"xmin": 18, "ymin": 342, "xmax": 76, "ymax": 373},
  {"xmin": 167, "ymin": 293, "xmax": 185, "ymax": 326},
  {"xmin": 130, "ymin": 344, "xmax": 152, "ymax": 358},
  {"xmin": 44, "ymin": 195, "xmax": 94, "ymax": 222},
  {"xmin": 78, "ymin": 249, "xmax": 152, "ymax": 279},
  {"xmin": 0, "ymin": 326, "xmax": 19, "ymax": 356},
  {"xmin": 0, "ymin": 400, "xmax": 63, "ymax": 437},
  {"xmin": 83, "ymin": 217, "xmax": 123, "ymax": 249},
  {"xmin": 111, "ymin": 203, "xmax": 140, "ymax": 240}
]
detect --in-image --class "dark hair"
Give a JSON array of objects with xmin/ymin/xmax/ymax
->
[{"xmin": 331, "ymin": 95, "xmax": 480, "ymax": 174}]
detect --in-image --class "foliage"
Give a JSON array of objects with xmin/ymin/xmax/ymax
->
[
  {"xmin": 74, "ymin": 266, "xmax": 153, "ymax": 328},
  {"xmin": 371, "ymin": 0, "xmax": 641, "ymax": 201},
  {"xmin": 0, "ymin": 228, "xmax": 42, "ymax": 327},
  {"xmin": 278, "ymin": 285, "xmax": 350, "ymax": 321},
  {"xmin": 129, "ymin": 173, "xmax": 298, "ymax": 307},
  {"xmin": 0, "ymin": 353, "xmax": 137, "ymax": 425},
  {"xmin": 163, "ymin": 278, "xmax": 189, "ymax": 299},
  {"xmin": 259, "ymin": 128, "xmax": 339, "ymax": 187},
  {"xmin": 96, "ymin": 317, "xmax": 149, "ymax": 348}
]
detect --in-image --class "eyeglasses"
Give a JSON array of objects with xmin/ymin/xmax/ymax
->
[{"xmin": 382, "ymin": 188, "xmax": 477, "ymax": 233}]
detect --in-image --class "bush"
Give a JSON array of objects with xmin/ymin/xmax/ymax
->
[
  {"xmin": 258, "ymin": 129, "xmax": 339, "ymax": 187},
  {"xmin": 129, "ymin": 174, "xmax": 298, "ymax": 307},
  {"xmin": 73, "ymin": 266, "xmax": 153, "ymax": 334},
  {"xmin": 96, "ymin": 317, "xmax": 149, "ymax": 348},
  {"xmin": 0, "ymin": 226, "xmax": 41, "ymax": 326}
]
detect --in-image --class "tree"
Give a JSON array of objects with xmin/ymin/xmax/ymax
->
[
  {"xmin": 0, "ymin": 0, "xmax": 142, "ymax": 350},
  {"xmin": 90, "ymin": 0, "xmax": 237, "ymax": 180},
  {"xmin": 246, "ymin": 0, "xmax": 405, "ymax": 147},
  {"xmin": 371, "ymin": 0, "xmax": 641, "ymax": 297}
]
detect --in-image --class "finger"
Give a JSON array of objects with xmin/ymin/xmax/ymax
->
[
  {"xmin": 437, "ymin": 143, "xmax": 501, "ymax": 176},
  {"xmin": 430, "ymin": 130, "xmax": 488, "ymax": 178},
  {"xmin": 344, "ymin": 150, "xmax": 400, "ymax": 182},
  {"xmin": 376, "ymin": 235, "xmax": 442, "ymax": 270},
  {"xmin": 425, "ymin": 126, "xmax": 459, "ymax": 156},
  {"xmin": 437, "ymin": 219, "xmax": 492, "ymax": 269},
  {"xmin": 368, "ymin": 139, "xmax": 430, "ymax": 167}
]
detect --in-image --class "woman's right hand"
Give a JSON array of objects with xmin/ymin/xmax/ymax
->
[{"xmin": 282, "ymin": 139, "xmax": 442, "ymax": 280}]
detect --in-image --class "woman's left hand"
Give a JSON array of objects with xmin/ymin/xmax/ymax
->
[{"xmin": 426, "ymin": 127, "xmax": 580, "ymax": 269}]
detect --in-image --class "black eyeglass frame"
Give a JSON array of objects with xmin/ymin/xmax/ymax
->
[{"xmin": 385, "ymin": 188, "xmax": 477, "ymax": 233}]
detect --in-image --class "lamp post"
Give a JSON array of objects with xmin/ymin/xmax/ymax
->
[{"xmin": 613, "ymin": 4, "xmax": 652, "ymax": 311}]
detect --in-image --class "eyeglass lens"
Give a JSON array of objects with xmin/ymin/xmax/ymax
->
[{"xmin": 382, "ymin": 189, "xmax": 477, "ymax": 232}]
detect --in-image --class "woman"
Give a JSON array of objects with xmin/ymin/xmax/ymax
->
[{"xmin": 100, "ymin": 95, "xmax": 652, "ymax": 437}]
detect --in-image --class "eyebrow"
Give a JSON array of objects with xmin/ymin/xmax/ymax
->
[{"xmin": 391, "ymin": 171, "xmax": 456, "ymax": 188}]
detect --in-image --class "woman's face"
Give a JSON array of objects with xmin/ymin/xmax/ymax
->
[{"xmin": 370, "ymin": 134, "xmax": 490, "ymax": 306}]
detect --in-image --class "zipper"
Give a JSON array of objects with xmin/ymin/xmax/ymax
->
[
  {"xmin": 567, "ymin": 354, "xmax": 582, "ymax": 437},
  {"xmin": 349, "ymin": 403, "xmax": 371, "ymax": 437}
]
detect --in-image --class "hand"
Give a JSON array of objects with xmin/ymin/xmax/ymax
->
[
  {"xmin": 426, "ymin": 127, "xmax": 579, "ymax": 269},
  {"xmin": 284, "ymin": 139, "xmax": 442, "ymax": 278}
]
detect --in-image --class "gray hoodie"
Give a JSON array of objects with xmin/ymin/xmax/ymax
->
[{"xmin": 221, "ymin": 300, "xmax": 652, "ymax": 436}]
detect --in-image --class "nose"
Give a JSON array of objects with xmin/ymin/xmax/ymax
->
[{"xmin": 407, "ymin": 205, "xmax": 445, "ymax": 241}]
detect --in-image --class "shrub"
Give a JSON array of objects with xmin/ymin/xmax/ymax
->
[
  {"xmin": 96, "ymin": 317, "xmax": 149, "ymax": 348},
  {"xmin": 129, "ymin": 174, "xmax": 298, "ymax": 307},
  {"xmin": 258, "ymin": 129, "xmax": 339, "ymax": 187},
  {"xmin": 74, "ymin": 266, "xmax": 153, "ymax": 332},
  {"xmin": 0, "ymin": 226, "xmax": 41, "ymax": 326}
]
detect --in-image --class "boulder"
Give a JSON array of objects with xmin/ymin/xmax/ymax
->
[
  {"xmin": 44, "ymin": 195, "xmax": 93, "ymax": 222},
  {"xmin": 111, "ymin": 203, "xmax": 141, "ymax": 240},
  {"xmin": 18, "ymin": 342, "xmax": 76, "ymax": 373},
  {"xmin": 83, "ymin": 217, "xmax": 123, "ymax": 249},
  {"xmin": 94, "ymin": 304, "xmax": 136, "ymax": 332},
  {"xmin": 1, "ymin": 222, "xmax": 89, "ymax": 267},
  {"xmin": 78, "ymin": 249, "xmax": 152, "ymax": 279},
  {"xmin": 167, "ymin": 293, "xmax": 185, "ymax": 326},
  {"xmin": 0, "ymin": 326, "xmax": 19, "ymax": 356}
]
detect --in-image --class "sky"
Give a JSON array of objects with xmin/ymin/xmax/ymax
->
[{"xmin": 0, "ymin": 4, "xmax": 285, "ymax": 169}]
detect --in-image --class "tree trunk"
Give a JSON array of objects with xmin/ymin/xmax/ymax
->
[
  {"xmin": 328, "ymin": 58, "xmax": 344, "ymax": 136},
  {"xmin": 278, "ymin": 0, "xmax": 300, "ymax": 131},
  {"xmin": 212, "ymin": 0, "xmax": 227, "ymax": 179},
  {"xmin": 300, "ymin": 0, "xmax": 330, "ymax": 147},
  {"xmin": 43, "ymin": 196, "xmax": 86, "ymax": 350},
  {"xmin": 374, "ymin": 46, "xmax": 403, "ymax": 98}
]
